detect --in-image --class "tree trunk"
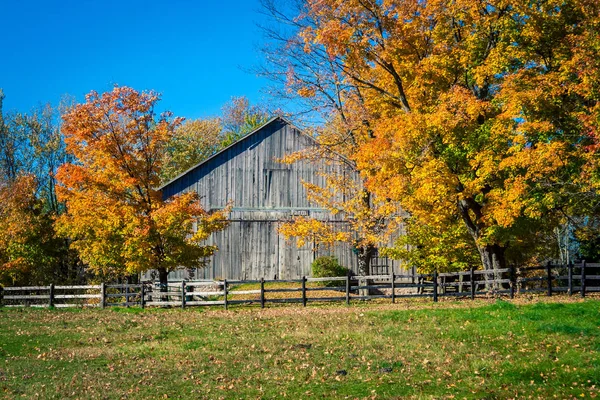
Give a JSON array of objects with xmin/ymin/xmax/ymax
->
[
  {"xmin": 477, "ymin": 243, "xmax": 506, "ymax": 270},
  {"xmin": 356, "ymin": 245, "xmax": 375, "ymax": 276},
  {"xmin": 477, "ymin": 243, "xmax": 506, "ymax": 289},
  {"xmin": 158, "ymin": 268, "xmax": 169, "ymax": 290},
  {"xmin": 356, "ymin": 245, "xmax": 376, "ymax": 296},
  {"xmin": 458, "ymin": 197, "xmax": 507, "ymax": 289}
]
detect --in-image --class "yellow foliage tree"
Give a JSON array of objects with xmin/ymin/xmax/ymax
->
[
  {"xmin": 273, "ymin": 0, "xmax": 600, "ymax": 271},
  {"xmin": 278, "ymin": 118, "xmax": 401, "ymax": 275}
]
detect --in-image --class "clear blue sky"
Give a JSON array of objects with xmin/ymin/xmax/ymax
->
[{"xmin": 1, "ymin": 0, "xmax": 273, "ymax": 119}]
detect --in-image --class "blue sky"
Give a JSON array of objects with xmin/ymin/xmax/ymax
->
[{"xmin": 1, "ymin": 0, "xmax": 273, "ymax": 119}]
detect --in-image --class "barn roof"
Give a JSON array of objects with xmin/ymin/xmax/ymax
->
[{"xmin": 158, "ymin": 116, "xmax": 314, "ymax": 191}]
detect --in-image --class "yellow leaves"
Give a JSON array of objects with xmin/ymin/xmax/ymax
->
[
  {"xmin": 500, "ymin": 141, "xmax": 567, "ymax": 180},
  {"xmin": 280, "ymin": 0, "xmax": 600, "ymax": 270},
  {"xmin": 279, "ymin": 217, "xmax": 351, "ymax": 248},
  {"xmin": 485, "ymin": 179, "xmax": 528, "ymax": 228},
  {"xmin": 297, "ymin": 87, "xmax": 316, "ymax": 98}
]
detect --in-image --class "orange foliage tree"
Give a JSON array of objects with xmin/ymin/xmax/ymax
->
[
  {"xmin": 273, "ymin": 0, "xmax": 600, "ymax": 272},
  {"xmin": 0, "ymin": 175, "xmax": 58, "ymax": 285},
  {"xmin": 55, "ymin": 87, "xmax": 229, "ymax": 285}
]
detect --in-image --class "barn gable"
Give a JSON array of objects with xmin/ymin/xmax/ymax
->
[
  {"xmin": 160, "ymin": 117, "xmax": 333, "ymax": 211},
  {"xmin": 157, "ymin": 117, "xmax": 396, "ymax": 280}
]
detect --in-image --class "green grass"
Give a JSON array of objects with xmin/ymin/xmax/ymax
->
[{"xmin": 0, "ymin": 298, "xmax": 599, "ymax": 399}]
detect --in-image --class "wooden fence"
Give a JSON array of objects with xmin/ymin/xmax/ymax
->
[{"xmin": 1, "ymin": 262, "xmax": 598, "ymax": 309}]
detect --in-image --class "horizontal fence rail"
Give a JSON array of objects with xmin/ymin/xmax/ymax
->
[{"xmin": 1, "ymin": 262, "xmax": 598, "ymax": 309}]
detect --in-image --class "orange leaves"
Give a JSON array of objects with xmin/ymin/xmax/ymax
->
[
  {"xmin": 0, "ymin": 175, "xmax": 54, "ymax": 284},
  {"xmin": 285, "ymin": 0, "xmax": 600, "ymax": 269},
  {"xmin": 60, "ymin": 86, "xmax": 182, "ymax": 195},
  {"xmin": 55, "ymin": 86, "xmax": 229, "ymax": 280}
]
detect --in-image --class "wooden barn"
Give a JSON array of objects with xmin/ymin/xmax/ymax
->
[{"xmin": 154, "ymin": 117, "xmax": 402, "ymax": 281}]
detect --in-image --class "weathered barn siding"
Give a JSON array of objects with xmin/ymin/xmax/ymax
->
[{"xmin": 153, "ymin": 117, "xmax": 403, "ymax": 281}]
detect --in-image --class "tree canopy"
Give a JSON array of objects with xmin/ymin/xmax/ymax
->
[
  {"xmin": 55, "ymin": 86, "xmax": 229, "ymax": 284},
  {"xmin": 265, "ymin": 0, "xmax": 600, "ymax": 271},
  {"xmin": 160, "ymin": 96, "xmax": 272, "ymax": 184}
]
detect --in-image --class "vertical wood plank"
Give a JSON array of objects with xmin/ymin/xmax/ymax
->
[
  {"xmin": 223, "ymin": 279, "xmax": 228, "ymax": 310},
  {"xmin": 100, "ymin": 282, "xmax": 106, "ymax": 309},
  {"xmin": 470, "ymin": 268, "xmax": 475, "ymax": 300},
  {"xmin": 0, "ymin": 285, "xmax": 3, "ymax": 307},
  {"xmin": 441, "ymin": 276, "xmax": 447, "ymax": 295},
  {"xmin": 509, "ymin": 265, "xmax": 515, "ymax": 299},
  {"xmin": 391, "ymin": 273, "xmax": 395, "ymax": 304},
  {"xmin": 581, "ymin": 260, "xmax": 586, "ymax": 298},
  {"xmin": 433, "ymin": 272, "xmax": 438, "ymax": 303},
  {"xmin": 49, "ymin": 284, "xmax": 55, "ymax": 308},
  {"xmin": 260, "ymin": 278, "xmax": 265, "ymax": 308},
  {"xmin": 546, "ymin": 261, "xmax": 553, "ymax": 297},
  {"xmin": 140, "ymin": 283, "xmax": 145, "ymax": 309},
  {"xmin": 302, "ymin": 276, "xmax": 307, "ymax": 307},
  {"xmin": 346, "ymin": 271, "xmax": 351, "ymax": 305},
  {"xmin": 568, "ymin": 263, "xmax": 573, "ymax": 296},
  {"xmin": 181, "ymin": 281, "xmax": 186, "ymax": 309}
]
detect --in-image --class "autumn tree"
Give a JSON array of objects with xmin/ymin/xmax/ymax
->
[
  {"xmin": 160, "ymin": 96, "xmax": 271, "ymax": 184},
  {"xmin": 220, "ymin": 96, "xmax": 271, "ymax": 146},
  {"xmin": 56, "ymin": 86, "xmax": 229, "ymax": 285},
  {"xmin": 260, "ymin": 1, "xmax": 400, "ymax": 275},
  {"xmin": 160, "ymin": 117, "xmax": 223, "ymax": 183},
  {"xmin": 269, "ymin": 0, "xmax": 600, "ymax": 272},
  {"xmin": 0, "ymin": 175, "xmax": 59, "ymax": 285},
  {"xmin": 0, "ymin": 90, "xmax": 80, "ymax": 285},
  {"xmin": 277, "ymin": 119, "xmax": 401, "ymax": 275}
]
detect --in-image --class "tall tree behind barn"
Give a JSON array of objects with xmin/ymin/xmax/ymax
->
[{"xmin": 156, "ymin": 117, "xmax": 402, "ymax": 280}]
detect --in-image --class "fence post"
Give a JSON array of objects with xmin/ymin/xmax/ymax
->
[
  {"xmin": 0, "ymin": 286, "xmax": 3, "ymax": 307},
  {"xmin": 346, "ymin": 271, "xmax": 351, "ymax": 305},
  {"xmin": 391, "ymin": 273, "xmax": 395, "ymax": 304},
  {"xmin": 441, "ymin": 276, "xmax": 447, "ymax": 295},
  {"xmin": 301, "ymin": 276, "xmax": 307, "ymax": 307},
  {"xmin": 100, "ymin": 282, "xmax": 106, "ymax": 309},
  {"xmin": 125, "ymin": 283, "xmax": 130, "ymax": 308},
  {"xmin": 581, "ymin": 260, "xmax": 586, "ymax": 298},
  {"xmin": 260, "ymin": 278, "xmax": 265, "ymax": 309},
  {"xmin": 49, "ymin": 283, "xmax": 55, "ymax": 308},
  {"xmin": 181, "ymin": 281, "xmax": 186, "ymax": 309},
  {"xmin": 433, "ymin": 271, "xmax": 438, "ymax": 303},
  {"xmin": 568, "ymin": 263, "xmax": 573, "ymax": 296},
  {"xmin": 223, "ymin": 279, "xmax": 228, "ymax": 310},
  {"xmin": 509, "ymin": 265, "xmax": 515, "ymax": 299},
  {"xmin": 546, "ymin": 261, "xmax": 552, "ymax": 297},
  {"xmin": 140, "ymin": 283, "xmax": 145, "ymax": 309},
  {"xmin": 470, "ymin": 268, "xmax": 475, "ymax": 300}
]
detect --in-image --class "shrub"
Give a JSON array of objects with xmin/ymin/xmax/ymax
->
[{"xmin": 311, "ymin": 256, "xmax": 350, "ymax": 287}]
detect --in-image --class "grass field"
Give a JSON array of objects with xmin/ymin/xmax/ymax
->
[{"xmin": 0, "ymin": 297, "xmax": 599, "ymax": 399}]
